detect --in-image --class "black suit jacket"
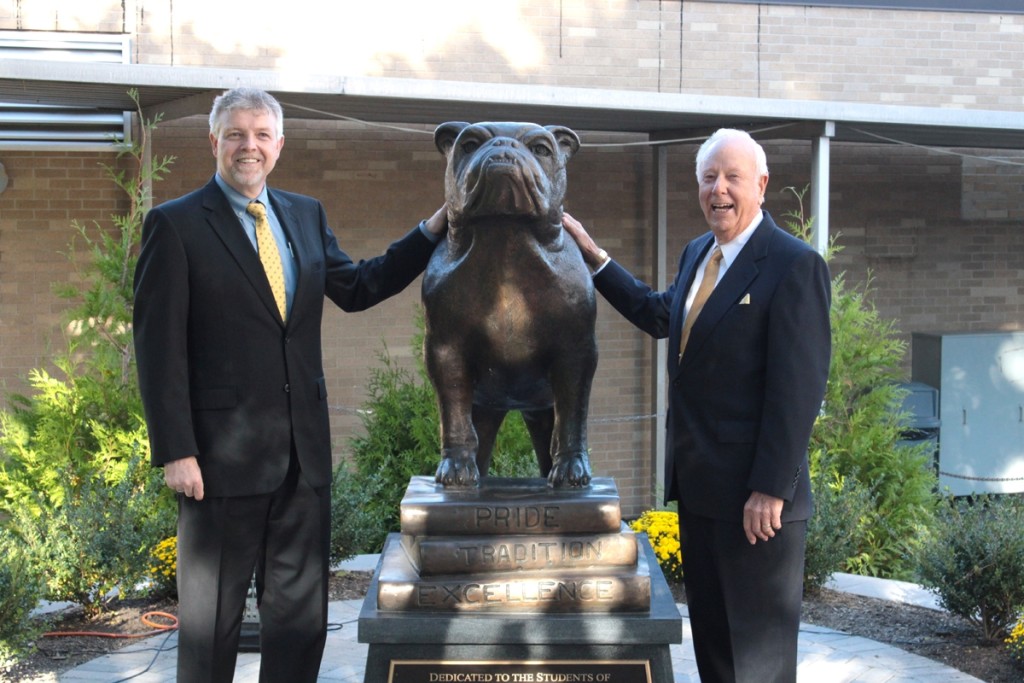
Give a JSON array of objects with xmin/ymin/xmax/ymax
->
[
  {"xmin": 594, "ymin": 212, "xmax": 831, "ymax": 522},
  {"xmin": 133, "ymin": 177, "xmax": 434, "ymax": 497}
]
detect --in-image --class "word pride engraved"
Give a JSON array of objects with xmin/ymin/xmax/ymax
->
[{"xmin": 400, "ymin": 477, "xmax": 622, "ymax": 537}]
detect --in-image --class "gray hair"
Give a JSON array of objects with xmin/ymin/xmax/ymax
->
[
  {"xmin": 209, "ymin": 88, "xmax": 284, "ymax": 138},
  {"xmin": 694, "ymin": 128, "xmax": 769, "ymax": 181}
]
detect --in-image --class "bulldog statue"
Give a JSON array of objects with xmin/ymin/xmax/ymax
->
[{"xmin": 423, "ymin": 121, "xmax": 598, "ymax": 489}]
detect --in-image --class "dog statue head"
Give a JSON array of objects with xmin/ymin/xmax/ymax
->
[{"xmin": 435, "ymin": 121, "xmax": 580, "ymax": 249}]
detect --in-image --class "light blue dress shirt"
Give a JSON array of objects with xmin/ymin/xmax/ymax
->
[{"xmin": 215, "ymin": 174, "xmax": 297, "ymax": 318}]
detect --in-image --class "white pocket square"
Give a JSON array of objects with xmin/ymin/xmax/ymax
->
[{"xmin": 739, "ymin": 293, "xmax": 751, "ymax": 305}]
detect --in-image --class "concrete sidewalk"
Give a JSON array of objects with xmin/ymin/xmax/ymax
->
[{"xmin": 57, "ymin": 560, "xmax": 983, "ymax": 683}]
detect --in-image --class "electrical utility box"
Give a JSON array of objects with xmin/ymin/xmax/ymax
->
[{"xmin": 912, "ymin": 331, "xmax": 1024, "ymax": 496}]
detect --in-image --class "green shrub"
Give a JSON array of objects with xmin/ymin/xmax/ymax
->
[
  {"xmin": 0, "ymin": 92, "xmax": 176, "ymax": 618},
  {"xmin": 344, "ymin": 312, "xmax": 538, "ymax": 552},
  {"xmin": 7, "ymin": 449, "xmax": 173, "ymax": 616},
  {"xmin": 804, "ymin": 455, "xmax": 874, "ymax": 592},
  {"xmin": 348, "ymin": 346, "xmax": 441, "ymax": 549},
  {"xmin": 330, "ymin": 463, "xmax": 390, "ymax": 565},
  {"xmin": 814, "ymin": 279, "xmax": 937, "ymax": 579},
  {"xmin": 784, "ymin": 187, "xmax": 938, "ymax": 579},
  {"xmin": 0, "ymin": 538, "xmax": 43, "ymax": 663},
  {"xmin": 915, "ymin": 494, "xmax": 1024, "ymax": 641}
]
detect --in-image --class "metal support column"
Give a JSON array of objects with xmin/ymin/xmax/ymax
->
[
  {"xmin": 651, "ymin": 145, "xmax": 669, "ymax": 505},
  {"xmin": 810, "ymin": 122, "xmax": 835, "ymax": 255}
]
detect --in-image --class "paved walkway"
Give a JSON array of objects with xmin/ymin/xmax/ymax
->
[{"xmin": 56, "ymin": 561, "xmax": 983, "ymax": 683}]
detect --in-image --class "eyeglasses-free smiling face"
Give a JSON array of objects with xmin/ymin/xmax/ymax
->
[
  {"xmin": 210, "ymin": 108, "xmax": 285, "ymax": 199},
  {"xmin": 697, "ymin": 135, "xmax": 769, "ymax": 244}
]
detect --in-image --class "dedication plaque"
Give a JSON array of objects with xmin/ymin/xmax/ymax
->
[{"xmin": 388, "ymin": 659, "xmax": 652, "ymax": 683}]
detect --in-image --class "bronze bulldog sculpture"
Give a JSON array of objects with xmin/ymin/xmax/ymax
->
[{"xmin": 423, "ymin": 121, "xmax": 598, "ymax": 488}]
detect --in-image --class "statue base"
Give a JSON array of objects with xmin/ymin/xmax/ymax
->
[{"xmin": 358, "ymin": 532, "xmax": 682, "ymax": 682}]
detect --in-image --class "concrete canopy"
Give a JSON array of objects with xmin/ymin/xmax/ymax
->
[{"xmin": 1, "ymin": 59, "xmax": 1022, "ymax": 150}]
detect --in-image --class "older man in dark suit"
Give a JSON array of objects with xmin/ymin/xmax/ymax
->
[
  {"xmin": 133, "ymin": 87, "xmax": 445, "ymax": 682},
  {"xmin": 563, "ymin": 128, "xmax": 831, "ymax": 683}
]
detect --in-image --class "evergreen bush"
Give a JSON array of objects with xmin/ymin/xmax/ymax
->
[
  {"xmin": 330, "ymin": 462, "xmax": 390, "ymax": 565},
  {"xmin": 343, "ymin": 313, "xmax": 538, "ymax": 552},
  {"xmin": 0, "ymin": 536, "xmax": 43, "ymax": 663},
  {"xmin": 784, "ymin": 186, "xmax": 938, "ymax": 580},
  {"xmin": 803, "ymin": 455, "xmax": 874, "ymax": 592},
  {"xmin": 916, "ymin": 494, "xmax": 1024, "ymax": 641},
  {"xmin": 8, "ymin": 450, "xmax": 171, "ymax": 615},
  {"xmin": 0, "ymin": 91, "xmax": 177, "ymax": 613}
]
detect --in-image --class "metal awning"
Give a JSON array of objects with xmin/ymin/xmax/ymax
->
[{"xmin": 2, "ymin": 59, "xmax": 1022, "ymax": 150}]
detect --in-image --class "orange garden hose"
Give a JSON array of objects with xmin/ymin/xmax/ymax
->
[{"xmin": 42, "ymin": 611, "xmax": 178, "ymax": 639}]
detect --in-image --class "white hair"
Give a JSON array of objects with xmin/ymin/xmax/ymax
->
[{"xmin": 694, "ymin": 128, "xmax": 769, "ymax": 180}]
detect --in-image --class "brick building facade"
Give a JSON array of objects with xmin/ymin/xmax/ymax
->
[{"xmin": 1, "ymin": 1, "xmax": 1022, "ymax": 514}]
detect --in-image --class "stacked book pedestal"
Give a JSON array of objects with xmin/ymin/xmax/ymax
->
[{"xmin": 357, "ymin": 476, "xmax": 682, "ymax": 683}]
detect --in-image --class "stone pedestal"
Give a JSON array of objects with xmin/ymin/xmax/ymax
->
[{"xmin": 357, "ymin": 476, "xmax": 682, "ymax": 683}]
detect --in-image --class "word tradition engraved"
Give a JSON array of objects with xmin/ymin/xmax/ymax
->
[{"xmin": 456, "ymin": 540, "xmax": 602, "ymax": 568}]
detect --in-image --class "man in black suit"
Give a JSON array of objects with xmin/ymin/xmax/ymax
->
[
  {"xmin": 563, "ymin": 128, "xmax": 830, "ymax": 683},
  {"xmin": 133, "ymin": 87, "xmax": 445, "ymax": 682}
]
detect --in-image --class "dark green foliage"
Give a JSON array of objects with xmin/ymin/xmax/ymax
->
[
  {"xmin": 916, "ymin": 494, "xmax": 1024, "ymax": 641},
  {"xmin": 8, "ymin": 451, "xmax": 173, "ymax": 616},
  {"xmin": 0, "ymin": 536, "xmax": 44, "ymax": 662},
  {"xmin": 812, "ymin": 276, "xmax": 937, "ymax": 578},
  {"xmin": 0, "ymin": 91, "xmax": 177, "ymax": 620},
  {"xmin": 329, "ymin": 463, "xmax": 389, "ymax": 565},
  {"xmin": 803, "ymin": 456, "xmax": 874, "ymax": 592},
  {"xmin": 342, "ymin": 313, "xmax": 538, "ymax": 553},
  {"xmin": 346, "ymin": 347, "xmax": 441, "ymax": 550},
  {"xmin": 784, "ymin": 187, "xmax": 938, "ymax": 580}
]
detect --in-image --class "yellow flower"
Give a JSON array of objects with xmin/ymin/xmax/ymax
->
[
  {"xmin": 630, "ymin": 509, "xmax": 684, "ymax": 583},
  {"xmin": 148, "ymin": 536, "xmax": 178, "ymax": 597},
  {"xmin": 1006, "ymin": 616, "xmax": 1024, "ymax": 665}
]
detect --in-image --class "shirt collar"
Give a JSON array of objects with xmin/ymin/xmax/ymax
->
[
  {"xmin": 715, "ymin": 209, "xmax": 762, "ymax": 267},
  {"xmin": 214, "ymin": 174, "xmax": 270, "ymax": 217}
]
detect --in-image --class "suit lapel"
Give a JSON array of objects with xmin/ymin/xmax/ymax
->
[
  {"xmin": 678, "ymin": 215, "xmax": 775, "ymax": 367},
  {"xmin": 670, "ymin": 234, "xmax": 715, "ymax": 369},
  {"xmin": 201, "ymin": 179, "xmax": 285, "ymax": 326}
]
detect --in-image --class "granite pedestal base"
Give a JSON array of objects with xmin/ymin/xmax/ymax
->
[{"xmin": 358, "ymin": 533, "xmax": 682, "ymax": 683}]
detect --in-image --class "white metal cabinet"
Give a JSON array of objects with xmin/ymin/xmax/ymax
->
[{"xmin": 912, "ymin": 331, "xmax": 1024, "ymax": 496}]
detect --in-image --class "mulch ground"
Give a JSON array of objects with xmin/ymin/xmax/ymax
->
[{"xmin": 2, "ymin": 571, "xmax": 1020, "ymax": 683}]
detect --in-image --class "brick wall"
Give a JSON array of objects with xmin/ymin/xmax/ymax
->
[
  {"xmin": 5, "ymin": 2, "xmax": 1020, "ymax": 110},
  {"xmin": 2, "ymin": 0, "xmax": 1023, "ymax": 515},
  {"xmin": 0, "ymin": 151, "xmax": 131, "ymax": 387},
  {"xmin": 2, "ymin": 123, "xmax": 1022, "ymax": 518}
]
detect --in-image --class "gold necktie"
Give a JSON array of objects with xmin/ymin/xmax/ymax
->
[
  {"xmin": 246, "ymin": 201, "xmax": 287, "ymax": 322},
  {"xmin": 679, "ymin": 245, "xmax": 723, "ymax": 360}
]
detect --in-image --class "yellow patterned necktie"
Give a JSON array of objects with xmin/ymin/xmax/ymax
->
[
  {"xmin": 246, "ymin": 201, "xmax": 287, "ymax": 322},
  {"xmin": 679, "ymin": 245, "xmax": 723, "ymax": 361}
]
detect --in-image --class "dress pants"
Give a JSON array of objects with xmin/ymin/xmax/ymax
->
[
  {"xmin": 678, "ymin": 506, "xmax": 806, "ymax": 683},
  {"xmin": 175, "ymin": 456, "xmax": 330, "ymax": 683}
]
